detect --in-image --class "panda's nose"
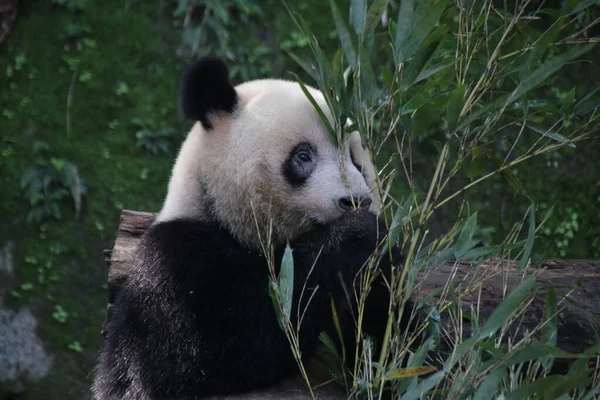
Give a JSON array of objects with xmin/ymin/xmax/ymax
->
[{"xmin": 338, "ymin": 196, "xmax": 372, "ymax": 211}]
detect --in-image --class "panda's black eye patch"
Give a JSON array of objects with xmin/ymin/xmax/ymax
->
[{"xmin": 283, "ymin": 143, "xmax": 317, "ymax": 187}]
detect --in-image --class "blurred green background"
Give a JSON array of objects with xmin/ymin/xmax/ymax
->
[{"xmin": 0, "ymin": 0, "xmax": 598, "ymax": 398}]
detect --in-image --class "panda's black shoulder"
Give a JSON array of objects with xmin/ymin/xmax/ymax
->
[
  {"xmin": 142, "ymin": 219, "xmax": 216, "ymax": 249},
  {"xmin": 107, "ymin": 220, "xmax": 226, "ymax": 323},
  {"xmin": 138, "ymin": 219, "xmax": 250, "ymax": 270}
]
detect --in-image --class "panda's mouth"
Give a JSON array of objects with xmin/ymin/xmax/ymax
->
[
  {"xmin": 302, "ymin": 211, "xmax": 333, "ymax": 227},
  {"xmin": 305, "ymin": 215, "xmax": 327, "ymax": 226},
  {"xmin": 304, "ymin": 209, "xmax": 352, "ymax": 227}
]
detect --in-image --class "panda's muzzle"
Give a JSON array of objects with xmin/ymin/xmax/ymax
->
[{"xmin": 338, "ymin": 196, "xmax": 372, "ymax": 212}]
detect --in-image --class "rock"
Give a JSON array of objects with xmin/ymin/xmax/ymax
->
[{"xmin": 0, "ymin": 241, "xmax": 52, "ymax": 391}]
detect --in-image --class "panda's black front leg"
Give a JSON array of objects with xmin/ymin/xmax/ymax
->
[
  {"xmin": 283, "ymin": 209, "xmax": 401, "ymax": 365},
  {"xmin": 184, "ymin": 210, "xmax": 395, "ymax": 397}
]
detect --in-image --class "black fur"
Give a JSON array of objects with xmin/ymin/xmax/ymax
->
[
  {"xmin": 180, "ymin": 56, "xmax": 238, "ymax": 130},
  {"xmin": 93, "ymin": 210, "xmax": 406, "ymax": 399},
  {"xmin": 282, "ymin": 142, "xmax": 318, "ymax": 187}
]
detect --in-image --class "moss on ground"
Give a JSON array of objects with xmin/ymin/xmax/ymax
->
[{"xmin": 0, "ymin": 1, "xmax": 189, "ymax": 398}]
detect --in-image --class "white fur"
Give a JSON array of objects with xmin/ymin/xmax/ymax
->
[{"xmin": 158, "ymin": 79, "xmax": 380, "ymax": 249}]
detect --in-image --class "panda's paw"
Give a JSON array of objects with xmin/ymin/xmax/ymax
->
[
  {"xmin": 324, "ymin": 208, "xmax": 382, "ymax": 245},
  {"xmin": 338, "ymin": 208, "xmax": 380, "ymax": 232},
  {"xmin": 329, "ymin": 210, "xmax": 404, "ymax": 263}
]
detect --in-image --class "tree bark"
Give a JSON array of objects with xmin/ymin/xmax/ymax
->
[{"xmin": 102, "ymin": 209, "xmax": 600, "ymax": 398}]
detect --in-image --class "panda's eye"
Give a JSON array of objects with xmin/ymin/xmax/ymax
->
[
  {"xmin": 283, "ymin": 143, "xmax": 317, "ymax": 187},
  {"xmin": 296, "ymin": 152, "xmax": 312, "ymax": 163}
]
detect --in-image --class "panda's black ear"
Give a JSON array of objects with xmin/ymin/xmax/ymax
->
[{"xmin": 180, "ymin": 56, "xmax": 238, "ymax": 130}]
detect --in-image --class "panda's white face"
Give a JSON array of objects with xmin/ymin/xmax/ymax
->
[{"xmin": 158, "ymin": 60, "xmax": 380, "ymax": 249}]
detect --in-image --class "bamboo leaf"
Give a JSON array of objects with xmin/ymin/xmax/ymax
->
[
  {"xmin": 505, "ymin": 44, "xmax": 595, "ymax": 108},
  {"xmin": 330, "ymin": 0, "xmax": 357, "ymax": 68},
  {"xmin": 525, "ymin": 123, "xmax": 576, "ymax": 148},
  {"xmin": 400, "ymin": 94, "xmax": 431, "ymax": 115},
  {"xmin": 542, "ymin": 286, "xmax": 558, "ymax": 347},
  {"xmin": 284, "ymin": 50, "xmax": 318, "ymax": 81},
  {"xmin": 501, "ymin": 168, "xmax": 524, "ymax": 194},
  {"xmin": 484, "ymin": 154, "xmax": 525, "ymax": 194},
  {"xmin": 461, "ymin": 242, "xmax": 523, "ymax": 260},
  {"xmin": 505, "ymin": 371, "xmax": 591, "ymax": 400},
  {"xmin": 404, "ymin": 337, "xmax": 478, "ymax": 400},
  {"xmin": 384, "ymin": 366, "xmax": 437, "ymax": 380},
  {"xmin": 456, "ymin": 94, "xmax": 509, "ymax": 132},
  {"xmin": 412, "ymin": 94, "xmax": 448, "ymax": 133},
  {"xmin": 350, "ymin": 0, "xmax": 367, "ymax": 35},
  {"xmin": 268, "ymin": 279, "xmax": 286, "ymax": 331},
  {"xmin": 472, "ymin": 368, "xmax": 506, "ymax": 400},
  {"xmin": 365, "ymin": 0, "xmax": 389, "ymax": 36},
  {"xmin": 380, "ymin": 196, "xmax": 412, "ymax": 256},
  {"xmin": 480, "ymin": 342, "xmax": 586, "ymax": 371},
  {"xmin": 574, "ymin": 84, "xmax": 600, "ymax": 115},
  {"xmin": 400, "ymin": 25, "xmax": 447, "ymax": 89},
  {"xmin": 479, "ymin": 276, "xmax": 536, "ymax": 338},
  {"xmin": 569, "ymin": 342, "xmax": 600, "ymax": 374},
  {"xmin": 279, "ymin": 243, "xmax": 295, "ymax": 326},
  {"xmin": 283, "ymin": 2, "xmax": 331, "ymax": 88},
  {"xmin": 394, "ymin": 0, "xmax": 415, "ymax": 62},
  {"xmin": 409, "ymin": 337, "xmax": 435, "ymax": 367},
  {"xmin": 520, "ymin": 22, "xmax": 563, "ymax": 81},
  {"xmin": 454, "ymin": 212, "xmax": 478, "ymax": 259},
  {"xmin": 580, "ymin": 384, "xmax": 600, "ymax": 400},
  {"xmin": 291, "ymin": 74, "xmax": 337, "ymax": 142},
  {"xmin": 414, "ymin": 61, "xmax": 453, "ymax": 84},
  {"xmin": 400, "ymin": 370, "xmax": 445, "ymax": 400},
  {"xmin": 357, "ymin": 42, "xmax": 377, "ymax": 101},
  {"xmin": 518, "ymin": 204, "xmax": 535, "ymax": 271},
  {"xmin": 319, "ymin": 331, "xmax": 341, "ymax": 359},
  {"xmin": 447, "ymin": 85, "xmax": 465, "ymax": 132},
  {"xmin": 396, "ymin": 338, "xmax": 436, "ymax": 392},
  {"xmin": 562, "ymin": 0, "xmax": 600, "ymax": 16},
  {"xmin": 395, "ymin": 0, "xmax": 446, "ymax": 64},
  {"xmin": 542, "ymin": 285, "xmax": 558, "ymax": 372}
]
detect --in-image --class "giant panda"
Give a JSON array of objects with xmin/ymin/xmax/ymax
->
[{"xmin": 92, "ymin": 56, "xmax": 408, "ymax": 399}]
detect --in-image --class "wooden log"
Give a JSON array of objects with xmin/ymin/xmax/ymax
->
[
  {"xmin": 414, "ymin": 258, "xmax": 600, "ymax": 354},
  {"xmin": 101, "ymin": 209, "xmax": 600, "ymax": 398}
]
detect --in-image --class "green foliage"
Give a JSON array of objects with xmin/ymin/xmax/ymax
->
[
  {"xmin": 51, "ymin": 0, "xmax": 90, "ymax": 12},
  {"xmin": 175, "ymin": 0, "xmax": 271, "ymax": 80},
  {"xmin": 68, "ymin": 340, "xmax": 84, "ymax": 353},
  {"xmin": 542, "ymin": 204, "xmax": 581, "ymax": 257},
  {"xmin": 0, "ymin": 1, "xmax": 182, "ymax": 396},
  {"xmin": 131, "ymin": 117, "xmax": 176, "ymax": 155},
  {"xmin": 174, "ymin": 0, "xmax": 339, "ymax": 81},
  {"xmin": 287, "ymin": 0, "xmax": 600, "ymax": 259},
  {"xmin": 52, "ymin": 304, "xmax": 69, "ymax": 324},
  {"xmin": 57, "ymin": 19, "xmax": 92, "ymax": 41},
  {"xmin": 284, "ymin": 0, "xmax": 600, "ymax": 397},
  {"xmin": 268, "ymin": 243, "xmax": 294, "ymax": 331},
  {"xmin": 20, "ymin": 142, "xmax": 86, "ymax": 223}
]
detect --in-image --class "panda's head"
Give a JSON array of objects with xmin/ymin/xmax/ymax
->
[{"xmin": 158, "ymin": 57, "xmax": 380, "ymax": 249}]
